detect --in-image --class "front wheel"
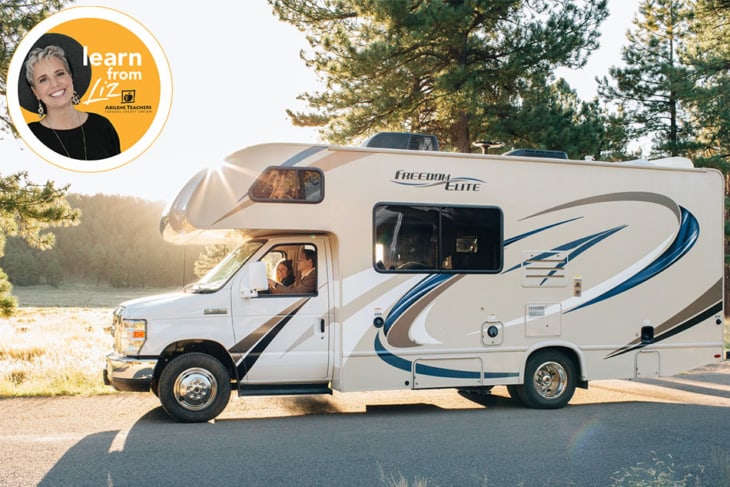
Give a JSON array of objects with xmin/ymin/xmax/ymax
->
[
  {"xmin": 517, "ymin": 350, "xmax": 576, "ymax": 409},
  {"xmin": 158, "ymin": 353, "xmax": 231, "ymax": 422}
]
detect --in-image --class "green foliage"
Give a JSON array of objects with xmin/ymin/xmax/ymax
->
[
  {"xmin": 1, "ymin": 194, "xmax": 203, "ymax": 289},
  {"xmin": 0, "ymin": 2, "xmax": 75, "ymax": 315},
  {"xmin": 0, "ymin": 172, "xmax": 79, "ymax": 249},
  {"xmin": 0, "ymin": 267, "xmax": 17, "ymax": 317},
  {"xmin": 683, "ymin": 0, "xmax": 730, "ymax": 161},
  {"xmin": 489, "ymin": 78, "xmax": 632, "ymax": 160},
  {"xmin": 0, "ymin": 172, "xmax": 79, "ymax": 316},
  {"xmin": 598, "ymin": 0, "xmax": 696, "ymax": 157},
  {"xmin": 271, "ymin": 0, "xmax": 609, "ymax": 152}
]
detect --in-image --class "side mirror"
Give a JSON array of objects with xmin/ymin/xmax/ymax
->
[{"xmin": 241, "ymin": 261, "xmax": 269, "ymax": 298}]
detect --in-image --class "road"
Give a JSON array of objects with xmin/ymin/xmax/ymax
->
[{"xmin": 1, "ymin": 362, "xmax": 729, "ymax": 487}]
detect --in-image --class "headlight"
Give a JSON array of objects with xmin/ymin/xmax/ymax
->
[{"xmin": 115, "ymin": 318, "xmax": 147, "ymax": 355}]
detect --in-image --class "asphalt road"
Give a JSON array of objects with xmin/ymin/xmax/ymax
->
[{"xmin": 2, "ymin": 362, "xmax": 729, "ymax": 487}]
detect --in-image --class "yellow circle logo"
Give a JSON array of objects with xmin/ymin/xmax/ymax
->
[{"xmin": 7, "ymin": 7, "xmax": 172, "ymax": 172}]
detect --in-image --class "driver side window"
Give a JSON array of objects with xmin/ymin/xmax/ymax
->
[{"xmin": 260, "ymin": 244, "xmax": 318, "ymax": 296}]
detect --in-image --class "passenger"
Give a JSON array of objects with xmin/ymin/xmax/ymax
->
[
  {"xmin": 275, "ymin": 259, "xmax": 295, "ymax": 287},
  {"xmin": 270, "ymin": 249, "xmax": 316, "ymax": 294}
]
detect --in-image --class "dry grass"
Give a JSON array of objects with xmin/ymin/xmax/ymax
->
[
  {"xmin": 12, "ymin": 283, "xmax": 179, "ymax": 308},
  {"xmin": 0, "ymin": 307, "xmax": 114, "ymax": 396}
]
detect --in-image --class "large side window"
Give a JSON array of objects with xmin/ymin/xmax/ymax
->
[
  {"xmin": 374, "ymin": 204, "xmax": 502, "ymax": 273},
  {"xmin": 249, "ymin": 167, "xmax": 323, "ymax": 203}
]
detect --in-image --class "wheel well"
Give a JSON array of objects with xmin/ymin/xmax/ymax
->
[
  {"xmin": 527, "ymin": 346, "xmax": 588, "ymax": 390},
  {"xmin": 153, "ymin": 341, "xmax": 237, "ymax": 386}
]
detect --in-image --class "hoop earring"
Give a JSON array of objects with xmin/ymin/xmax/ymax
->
[
  {"xmin": 72, "ymin": 91, "xmax": 80, "ymax": 105},
  {"xmin": 37, "ymin": 101, "xmax": 45, "ymax": 118}
]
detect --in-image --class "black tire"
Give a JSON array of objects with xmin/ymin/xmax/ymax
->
[
  {"xmin": 518, "ymin": 350, "xmax": 576, "ymax": 409},
  {"xmin": 506, "ymin": 384, "xmax": 525, "ymax": 405},
  {"xmin": 158, "ymin": 353, "xmax": 231, "ymax": 422}
]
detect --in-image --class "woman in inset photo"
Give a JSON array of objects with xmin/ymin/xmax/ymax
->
[{"xmin": 19, "ymin": 33, "xmax": 121, "ymax": 160}]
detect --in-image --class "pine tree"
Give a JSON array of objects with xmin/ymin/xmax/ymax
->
[
  {"xmin": 0, "ymin": 173, "xmax": 79, "ymax": 314},
  {"xmin": 270, "ymin": 0, "xmax": 608, "ymax": 152},
  {"xmin": 597, "ymin": 0, "xmax": 695, "ymax": 156},
  {"xmin": 489, "ymin": 78, "xmax": 630, "ymax": 160},
  {"xmin": 684, "ymin": 0, "xmax": 730, "ymax": 163},
  {"xmin": 683, "ymin": 0, "xmax": 730, "ymax": 277},
  {"xmin": 0, "ymin": 1, "xmax": 78, "ymax": 314}
]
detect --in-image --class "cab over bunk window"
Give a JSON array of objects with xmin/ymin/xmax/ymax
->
[
  {"xmin": 249, "ymin": 167, "xmax": 323, "ymax": 203},
  {"xmin": 373, "ymin": 204, "xmax": 503, "ymax": 273}
]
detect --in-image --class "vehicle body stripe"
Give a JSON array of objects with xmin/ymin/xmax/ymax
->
[
  {"xmin": 570, "ymin": 207, "xmax": 698, "ymax": 312},
  {"xmin": 233, "ymin": 299, "xmax": 309, "ymax": 378},
  {"xmin": 373, "ymin": 193, "xmax": 707, "ymax": 377},
  {"xmin": 606, "ymin": 280, "xmax": 722, "ymax": 357}
]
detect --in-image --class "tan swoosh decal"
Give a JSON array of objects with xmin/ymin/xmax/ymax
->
[{"xmin": 388, "ymin": 275, "xmax": 465, "ymax": 348}]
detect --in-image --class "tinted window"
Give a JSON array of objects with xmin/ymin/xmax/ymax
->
[
  {"xmin": 374, "ymin": 204, "xmax": 502, "ymax": 273},
  {"xmin": 249, "ymin": 167, "xmax": 323, "ymax": 202}
]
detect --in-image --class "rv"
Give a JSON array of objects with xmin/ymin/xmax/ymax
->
[{"xmin": 104, "ymin": 133, "xmax": 726, "ymax": 422}]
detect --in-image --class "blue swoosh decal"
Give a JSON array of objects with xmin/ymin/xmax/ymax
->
[
  {"xmin": 503, "ymin": 217, "xmax": 583, "ymax": 246},
  {"xmin": 571, "ymin": 207, "xmax": 698, "ymax": 312},
  {"xmin": 503, "ymin": 224, "xmax": 627, "ymax": 275},
  {"xmin": 375, "ymin": 333, "xmax": 517, "ymax": 379},
  {"xmin": 384, "ymin": 274, "xmax": 452, "ymax": 335},
  {"xmin": 281, "ymin": 145, "xmax": 327, "ymax": 167}
]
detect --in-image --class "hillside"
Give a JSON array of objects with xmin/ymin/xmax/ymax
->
[{"xmin": 1, "ymin": 194, "xmax": 204, "ymax": 288}]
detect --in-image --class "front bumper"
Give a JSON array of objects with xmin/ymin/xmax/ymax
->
[{"xmin": 104, "ymin": 353, "xmax": 158, "ymax": 392}]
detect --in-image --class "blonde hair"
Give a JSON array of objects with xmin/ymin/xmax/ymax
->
[{"xmin": 24, "ymin": 45, "xmax": 72, "ymax": 87}]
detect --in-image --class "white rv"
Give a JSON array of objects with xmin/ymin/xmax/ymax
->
[{"xmin": 104, "ymin": 133, "xmax": 726, "ymax": 422}]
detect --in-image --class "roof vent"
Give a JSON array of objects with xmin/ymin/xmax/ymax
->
[
  {"xmin": 503, "ymin": 148, "xmax": 568, "ymax": 160},
  {"xmin": 361, "ymin": 132, "xmax": 439, "ymax": 151}
]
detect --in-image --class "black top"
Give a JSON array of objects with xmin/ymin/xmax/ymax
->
[{"xmin": 29, "ymin": 112, "xmax": 121, "ymax": 160}]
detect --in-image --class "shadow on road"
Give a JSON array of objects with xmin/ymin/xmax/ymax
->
[
  {"xmin": 636, "ymin": 378, "xmax": 730, "ymax": 398},
  {"xmin": 38, "ymin": 397, "xmax": 730, "ymax": 487},
  {"xmin": 37, "ymin": 363, "xmax": 730, "ymax": 485}
]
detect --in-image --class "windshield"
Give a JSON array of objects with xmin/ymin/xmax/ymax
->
[{"xmin": 188, "ymin": 241, "xmax": 264, "ymax": 293}]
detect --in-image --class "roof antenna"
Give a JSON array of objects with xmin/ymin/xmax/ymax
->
[{"xmin": 472, "ymin": 140, "xmax": 504, "ymax": 154}]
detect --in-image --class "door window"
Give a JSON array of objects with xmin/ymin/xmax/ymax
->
[{"xmin": 259, "ymin": 243, "xmax": 318, "ymax": 295}]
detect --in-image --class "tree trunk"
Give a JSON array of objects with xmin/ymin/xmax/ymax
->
[{"xmin": 451, "ymin": 111, "xmax": 471, "ymax": 153}]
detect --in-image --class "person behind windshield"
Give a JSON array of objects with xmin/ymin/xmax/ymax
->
[
  {"xmin": 270, "ymin": 249, "xmax": 316, "ymax": 294},
  {"xmin": 273, "ymin": 259, "xmax": 294, "ymax": 287}
]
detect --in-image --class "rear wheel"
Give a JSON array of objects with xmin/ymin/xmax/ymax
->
[
  {"xmin": 158, "ymin": 353, "xmax": 231, "ymax": 422},
  {"xmin": 518, "ymin": 350, "xmax": 576, "ymax": 409}
]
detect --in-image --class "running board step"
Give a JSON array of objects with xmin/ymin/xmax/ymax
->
[{"xmin": 238, "ymin": 383, "xmax": 332, "ymax": 397}]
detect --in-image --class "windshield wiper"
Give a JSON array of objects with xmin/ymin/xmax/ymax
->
[{"xmin": 184, "ymin": 282, "xmax": 219, "ymax": 294}]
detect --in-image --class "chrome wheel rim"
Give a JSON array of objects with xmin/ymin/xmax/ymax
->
[
  {"xmin": 532, "ymin": 361, "xmax": 567, "ymax": 399},
  {"xmin": 173, "ymin": 367, "xmax": 217, "ymax": 411}
]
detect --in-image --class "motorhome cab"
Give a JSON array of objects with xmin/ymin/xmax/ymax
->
[{"xmin": 104, "ymin": 133, "xmax": 725, "ymax": 422}]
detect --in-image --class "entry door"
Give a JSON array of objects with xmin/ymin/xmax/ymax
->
[{"xmin": 230, "ymin": 238, "xmax": 331, "ymax": 385}]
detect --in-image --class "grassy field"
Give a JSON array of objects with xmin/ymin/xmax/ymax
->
[
  {"xmin": 0, "ymin": 285, "xmax": 179, "ymax": 397},
  {"xmin": 0, "ymin": 307, "xmax": 113, "ymax": 396},
  {"xmin": 11, "ymin": 283, "xmax": 180, "ymax": 308}
]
